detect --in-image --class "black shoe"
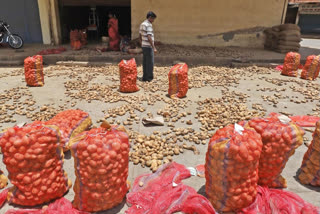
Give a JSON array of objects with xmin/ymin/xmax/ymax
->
[{"xmin": 143, "ymin": 79, "xmax": 152, "ymax": 82}]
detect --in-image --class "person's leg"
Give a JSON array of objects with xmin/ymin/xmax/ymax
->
[
  {"xmin": 150, "ymin": 48, "xmax": 154, "ymax": 80},
  {"xmin": 142, "ymin": 47, "xmax": 147, "ymax": 81},
  {"xmin": 145, "ymin": 47, "xmax": 153, "ymax": 81}
]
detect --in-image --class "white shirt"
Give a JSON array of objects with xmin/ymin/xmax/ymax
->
[{"xmin": 139, "ymin": 19, "xmax": 154, "ymax": 47}]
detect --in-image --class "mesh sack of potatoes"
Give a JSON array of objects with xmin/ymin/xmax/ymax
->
[
  {"xmin": 24, "ymin": 55, "xmax": 44, "ymax": 87},
  {"xmin": 70, "ymin": 30, "xmax": 82, "ymax": 50},
  {"xmin": 119, "ymin": 58, "xmax": 139, "ymax": 93},
  {"xmin": 168, "ymin": 63, "xmax": 188, "ymax": 98},
  {"xmin": 281, "ymin": 52, "xmax": 301, "ymax": 77},
  {"xmin": 297, "ymin": 120, "xmax": 320, "ymax": 186},
  {"xmin": 0, "ymin": 170, "xmax": 8, "ymax": 189},
  {"xmin": 0, "ymin": 122, "xmax": 71, "ymax": 206},
  {"xmin": 248, "ymin": 116, "xmax": 305, "ymax": 188},
  {"xmin": 301, "ymin": 55, "xmax": 320, "ymax": 81},
  {"xmin": 70, "ymin": 122, "xmax": 129, "ymax": 212},
  {"xmin": 205, "ymin": 123, "xmax": 263, "ymax": 212},
  {"xmin": 46, "ymin": 109, "xmax": 92, "ymax": 151}
]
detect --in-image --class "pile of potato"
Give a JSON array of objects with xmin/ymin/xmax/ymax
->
[
  {"xmin": 0, "ymin": 122, "xmax": 71, "ymax": 206},
  {"xmin": 298, "ymin": 120, "xmax": 320, "ymax": 186},
  {"xmin": 71, "ymin": 123, "xmax": 129, "ymax": 212},
  {"xmin": 205, "ymin": 123, "xmax": 263, "ymax": 212},
  {"xmin": 248, "ymin": 116, "xmax": 305, "ymax": 188}
]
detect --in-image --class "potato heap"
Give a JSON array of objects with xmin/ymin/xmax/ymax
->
[
  {"xmin": 281, "ymin": 52, "xmax": 301, "ymax": 77},
  {"xmin": 71, "ymin": 123, "xmax": 129, "ymax": 212},
  {"xmin": 298, "ymin": 120, "xmax": 320, "ymax": 186},
  {"xmin": 46, "ymin": 109, "xmax": 92, "ymax": 151},
  {"xmin": 0, "ymin": 122, "xmax": 71, "ymax": 206},
  {"xmin": 248, "ymin": 117, "xmax": 305, "ymax": 188},
  {"xmin": 301, "ymin": 55, "xmax": 320, "ymax": 81},
  {"xmin": 205, "ymin": 123, "xmax": 263, "ymax": 212},
  {"xmin": 119, "ymin": 58, "xmax": 139, "ymax": 93},
  {"xmin": 0, "ymin": 169, "xmax": 8, "ymax": 189},
  {"xmin": 168, "ymin": 63, "xmax": 188, "ymax": 98},
  {"xmin": 24, "ymin": 55, "xmax": 44, "ymax": 87}
]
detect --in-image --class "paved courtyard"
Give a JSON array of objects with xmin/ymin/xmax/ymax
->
[{"xmin": 0, "ymin": 64, "xmax": 319, "ymax": 213}]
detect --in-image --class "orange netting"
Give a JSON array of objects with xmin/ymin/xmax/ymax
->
[
  {"xmin": 70, "ymin": 124, "xmax": 129, "ymax": 212},
  {"xmin": 168, "ymin": 63, "xmax": 188, "ymax": 98},
  {"xmin": 301, "ymin": 55, "xmax": 320, "ymax": 80},
  {"xmin": 205, "ymin": 123, "xmax": 263, "ymax": 212},
  {"xmin": 298, "ymin": 120, "xmax": 320, "ymax": 186},
  {"xmin": 281, "ymin": 52, "xmax": 301, "ymax": 77},
  {"xmin": 248, "ymin": 116, "xmax": 305, "ymax": 188},
  {"xmin": 119, "ymin": 58, "xmax": 139, "ymax": 93},
  {"xmin": 0, "ymin": 122, "xmax": 71, "ymax": 206},
  {"xmin": 24, "ymin": 55, "xmax": 44, "ymax": 87},
  {"xmin": 46, "ymin": 109, "xmax": 92, "ymax": 151}
]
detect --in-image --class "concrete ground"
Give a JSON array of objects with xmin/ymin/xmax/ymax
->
[
  {"xmin": 1, "ymin": 38, "xmax": 320, "ymax": 67},
  {"xmin": 0, "ymin": 63, "xmax": 319, "ymax": 213}
]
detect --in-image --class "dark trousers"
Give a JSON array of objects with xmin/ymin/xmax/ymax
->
[{"xmin": 142, "ymin": 47, "xmax": 154, "ymax": 81}]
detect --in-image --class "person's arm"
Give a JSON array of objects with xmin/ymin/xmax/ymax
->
[
  {"xmin": 139, "ymin": 33, "xmax": 142, "ymax": 46},
  {"xmin": 147, "ymin": 35, "xmax": 157, "ymax": 53}
]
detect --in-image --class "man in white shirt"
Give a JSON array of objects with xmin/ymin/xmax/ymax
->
[{"xmin": 139, "ymin": 11, "xmax": 157, "ymax": 82}]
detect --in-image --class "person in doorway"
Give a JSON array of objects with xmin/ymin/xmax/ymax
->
[
  {"xmin": 107, "ymin": 12, "xmax": 120, "ymax": 51},
  {"xmin": 139, "ymin": 11, "xmax": 157, "ymax": 82}
]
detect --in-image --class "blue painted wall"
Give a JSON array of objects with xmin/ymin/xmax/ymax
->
[
  {"xmin": 0, "ymin": 0, "xmax": 43, "ymax": 43},
  {"xmin": 299, "ymin": 14, "xmax": 320, "ymax": 34}
]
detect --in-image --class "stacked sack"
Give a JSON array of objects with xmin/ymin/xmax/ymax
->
[
  {"xmin": 46, "ymin": 109, "xmax": 92, "ymax": 151},
  {"xmin": 297, "ymin": 120, "xmax": 320, "ymax": 186},
  {"xmin": 24, "ymin": 55, "xmax": 44, "ymax": 87},
  {"xmin": 264, "ymin": 24, "xmax": 301, "ymax": 53},
  {"xmin": 301, "ymin": 55, "xmax": 320, "ymax": 80},
  {"xmin": 119, "ymin": 58, "xmax": 139, "ymax": 93},
  {"xmin": 281, "ymin": 52, "xmax": 301, "ymax": 77},
  {"xmin": 205, "ymin": 123, "xmax": 263, "ymax": 212},
  {"xmin": 70, "ymin": 122, "xmax": 129, "ymax": 212},
  {"xmin": 248, "ymin": 115, "xmax": 305, "ymax": 188},
  {"xmin": 0, "ymin": 122, "xmax": 71, "ymax": 206},
  {"xmin": 168, "ymin": 63, "xmax": 189, "ymax": 98},
  {"xmin": 80, "ymin": 29, "xmax": 87, "ymax": 46},
  {"xmin": 70, "ymin": 30, "xmax": 82, "ymax": 50}
]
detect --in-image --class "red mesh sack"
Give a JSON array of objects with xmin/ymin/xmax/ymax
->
[
  {"xmin": 205, "ymin": 123, "xmax": 263, "ymax": 212},
  {"xmin": 281, "ymin": 52, "xmax": 301, "ymax": 77},
  {"xmin": 70, "ymin": 30, "xmax": 82, "ymax": 50},
  {"xmin": 297, "ymin": 120, "xmax": 320, "ymax": 186},
  {"xmin": 5, "ymin": 198, "xmax": 89, "ymax": 214},
  {"xmin": 24, "ymin": 55, "xmax": 44, "ymax": 87},
  {"xmin": 80, "ymin": 29, "xmax": 87, "ymax": 46},
  {"xmin": 119, "ymin": 58, "xmax": 139, "ymax": 93},
  {"xmin": 37, "ymin": 47, "xmax": 66, "ymax": 55},
  {"xmin": 70, "ymin": 122, "xmax": 129, "ymax": 212},
  {"xmin": 168, "ymin": 63, "xmax": 188, "ymax": 98},
  {"xmin": 46, "ymin": 109, "xmax": 92, "ymax": 151},
  {"xmin": 126, "ymin": 162, "xmax": 216, "ymax": 214},
  {"xmin": 0, "ymin": 122, "xmax": 71, "ymax": 206},
  {"xmin": 238, "ymin": 186, "xmax": 320, "ymax": 214},
  {"xmin": 301, "ymin": 55, "xmax": 320, "ymax": 80},
  {"xmin": 248, "ymin": 116, "xmax": 305, "ymax": 188},
  {"xmin": 290, "ymin": 115, "xmax": 320, "ymax": 127},
  {"xmin": 0, "ymin": 170, "xmax": 8, "ymax": 189}
]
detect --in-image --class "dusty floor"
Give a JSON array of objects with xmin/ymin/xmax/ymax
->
[{"xmin": 0, "ymin": 64, "xmax": 320, "ymax": 213}]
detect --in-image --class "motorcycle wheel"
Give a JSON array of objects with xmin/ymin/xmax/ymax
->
[{"xmin": 8, "ymin": 34, "xmax": 24, "ymax": 49}]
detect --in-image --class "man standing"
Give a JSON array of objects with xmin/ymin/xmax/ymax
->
[{"xmin": 139, "ymin": 11, "xmax": 157, "ymax": 82}]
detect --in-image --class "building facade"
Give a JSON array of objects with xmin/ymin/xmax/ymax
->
[
  {"xmin": 1, "ymin": 0, "xmax": 288, "ymax": 47},
  {"xmin": 287, "ymin": 0, "xmax": 320, "ymax": 35}
]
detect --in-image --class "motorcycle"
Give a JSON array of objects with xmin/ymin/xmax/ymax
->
[{"xmin": 0, "ymin": 21, "xmax": 24, "ymax": 49}]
